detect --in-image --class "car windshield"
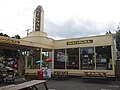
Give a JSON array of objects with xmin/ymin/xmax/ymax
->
[{"xmin": 7, "ymin": 61, "xmax": 15, "ymax": 65}]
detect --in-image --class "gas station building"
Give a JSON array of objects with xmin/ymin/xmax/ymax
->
[{"xmin": 0, "ymin": 6, "xmax": 116, "ymax": 77}]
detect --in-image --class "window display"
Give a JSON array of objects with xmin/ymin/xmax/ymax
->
[
  {"xmin": 80, "ymin": 47, "xmax": 94, "ymax": 70},
  {"xmin": 54, "ymin": 49, "xmax": 65, "ymax": 69},
  {"xmin": 96, "ymin": 46, "xmax": 112, "ymax": 70},
  {"xmin": 66, "ymin": 48, "xmax": 79, "ymax": 69},
  {"xmin": 54, "ymin": 46, "xmax": 113, "ymax": 70}
]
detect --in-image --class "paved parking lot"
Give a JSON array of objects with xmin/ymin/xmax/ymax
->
[
  {"xmin": 0, "ymin": 77, "xmax": 120, "ymax": 90},
  {"xmin": 35, "ymin": 77, "xmax": 120, "ymax": 90}
]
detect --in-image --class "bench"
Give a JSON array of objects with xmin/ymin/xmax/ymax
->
[
  {"xmin": 82, "ymin": 71, "xmax": 107, "ymax": 82},
  {"xmin": 52, "ymin": 71, "xmax": 68, "ymax": 80},
  {"xmin": 0, "ymin": 80, "xmax": 48, "ymax": 90}
]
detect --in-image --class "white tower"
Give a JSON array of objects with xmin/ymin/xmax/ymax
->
[
  {"xmin": 26, "ymin": 5, "xmax": 47, "ymax": 37},
  {"xmin": 33, "ymin": 6, "xmax": 44, "ymax": 32},
  {"xmin": 23, "ymin": 5, "xmax": 52, "ymax": 44}
]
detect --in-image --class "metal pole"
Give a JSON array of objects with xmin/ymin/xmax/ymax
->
[{"xmin": 26, "ymin": 29, "xmax": 30, "ymax": 36}]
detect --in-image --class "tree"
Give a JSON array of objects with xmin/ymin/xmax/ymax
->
[
  {"xmin": 0, "ymin": 33, "xmax": 3, "ymax": 36},
  {"xmin": 3, "ymin": 34, "xmax": 9, "ymax": 37},
  {"xmin": 116, "ymin": 30, "xmax": 120, "ymax": 51},
  {"xmin": 12, "ymin": 34, "xmax": 21, "ymax": 39},
  {"xmin": 0, "ymin": 33, "xmax": 9, "ymax": 37}
]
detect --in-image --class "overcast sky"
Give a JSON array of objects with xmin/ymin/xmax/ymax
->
[{"xmin": 0, "ymin": 0, "xmax": 120, "ymax": 39}]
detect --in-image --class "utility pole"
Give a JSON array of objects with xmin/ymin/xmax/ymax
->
[{"xmin": 26, "ymin": 29, "xmax": 30, "ymax": 36}]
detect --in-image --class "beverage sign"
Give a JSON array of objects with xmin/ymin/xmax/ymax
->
[
  {"xmin": 67, "ymin": 40, "xmax": 93, "ymax": 45},
  {"xmin": 42, "ymin": 68, "xmax": 51, "ymax": 78},
  {"xmin": 0, "ymin": 38, "xmax": 20, "ymax": 44}
]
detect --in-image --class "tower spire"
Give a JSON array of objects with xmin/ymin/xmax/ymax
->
[{"xmin": 33, "ymin": 5, "xmax": 44, "ymax": 32}]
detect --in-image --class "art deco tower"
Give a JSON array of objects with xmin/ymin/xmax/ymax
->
[
  {"xmin": 26, "ymin": 5, "xmax": 47, "ymax": 37},
  {"xmin": 23, "ymin": 5, "xmax": 51, "ymax": 44},
  {"xmin": 33, "ymin": 6, "xmax": 44, "ymax": 32}
]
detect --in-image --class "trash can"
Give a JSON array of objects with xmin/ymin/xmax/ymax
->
[{"xmin": 37, "ymin": 70, "xmax": 43, "ymax": 80}]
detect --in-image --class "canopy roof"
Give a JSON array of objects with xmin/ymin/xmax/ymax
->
[{"xmin": 0, "ymin": 36, "xmax": 52, "ymax": 51}]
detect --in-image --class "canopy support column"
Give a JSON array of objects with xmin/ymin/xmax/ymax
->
[{"xmin": 40, "ymin": 48, "xmax": 43, "ymax": 69}]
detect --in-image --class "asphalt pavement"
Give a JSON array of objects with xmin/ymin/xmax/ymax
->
[
  {"xmin": 0, "ymin": 76, "xmax": 120, "ymax": 90},
  {"xmin": 36, "ymin": 77, "xmax": 120, "ymax": 90}
]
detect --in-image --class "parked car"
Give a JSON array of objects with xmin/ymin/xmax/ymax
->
[
  {"xmin": 0, "ymin": 63, "xmax": 13, "ymax": 82},
  {"xmin": 5, "ymin": 58, "xmax": 18, "ymax": 70}
]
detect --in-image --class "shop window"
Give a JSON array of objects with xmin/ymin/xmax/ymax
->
[
  {"xmin": 80, "ymin": 47, "xmax": 95, "ymax": 70},
  {"xmin": 66, "ymin": 48, "xmax": 79, "ymax": 69},
  {"xmin": 96, "ymin": 46, "xmax": 112, "ymax": 70},
  {"xmin": 26, "ymin": 50, "xmax": 41, "ymax": 69},
  {"xmin": 54, "ymin": 49, "xmax": 65, "ymax": 69}
]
